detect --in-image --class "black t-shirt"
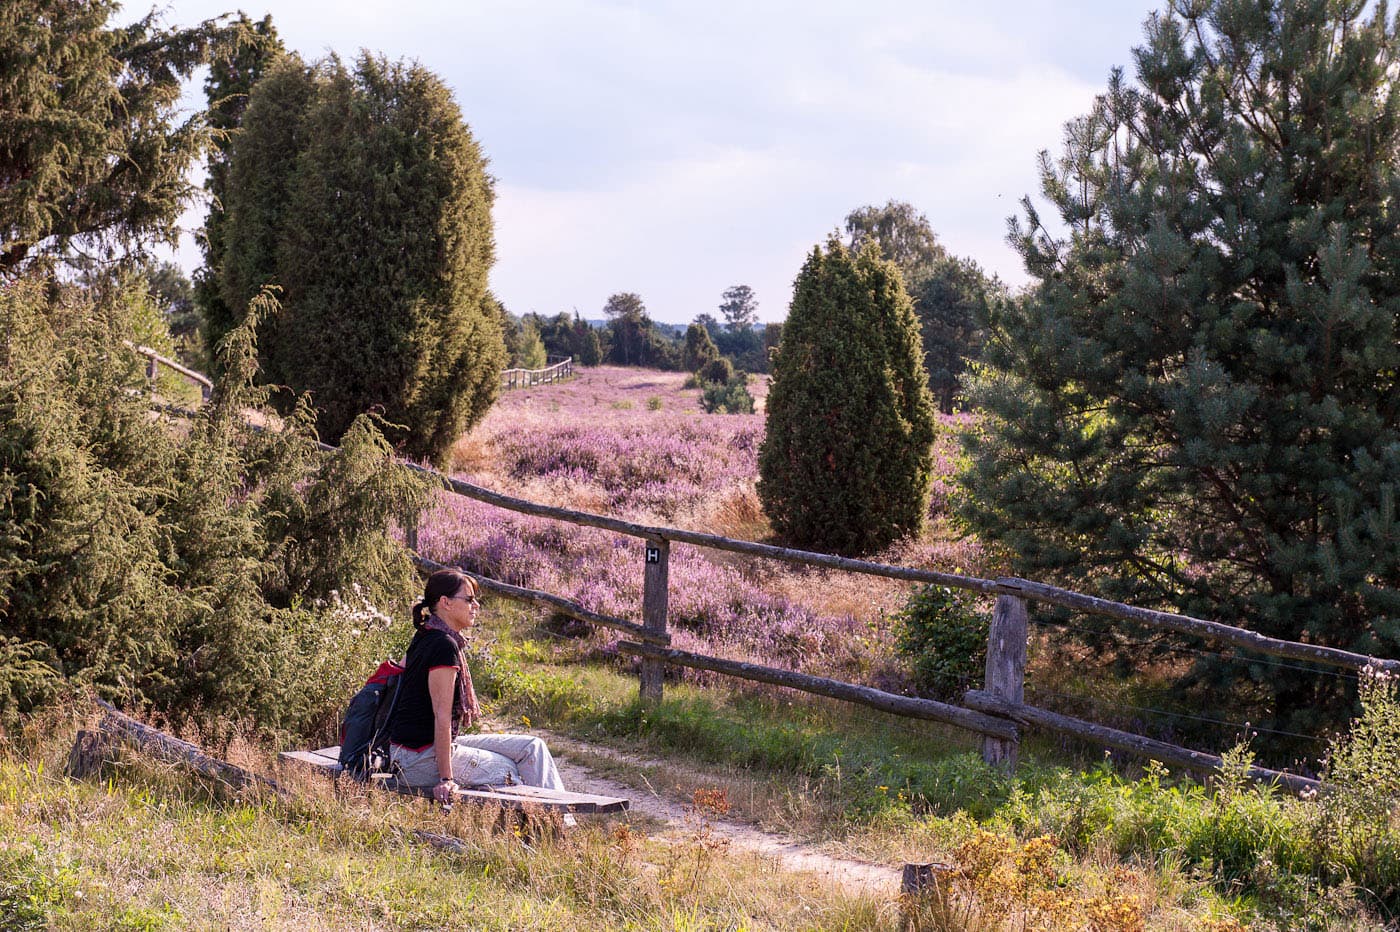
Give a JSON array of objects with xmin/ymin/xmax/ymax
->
[{"xmin": 386, "ymin": 626, "xmax": 460, "ymax": 750}]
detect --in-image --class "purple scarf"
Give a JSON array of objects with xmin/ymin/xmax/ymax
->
[{"xmin": 423, "ymin": 614, "xmax": 481, "ymax": 729}]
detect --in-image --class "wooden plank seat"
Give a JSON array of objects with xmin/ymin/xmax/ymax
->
[{"xmin": 279, "ymin": 746, "xmax": 628, "ymax": 814}]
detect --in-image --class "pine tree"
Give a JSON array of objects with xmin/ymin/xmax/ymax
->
[
  {"xmin": 962, "ymin": 0, "xmax": 1400, "ymax": 736},
  {"xmin": 758, "ymin": 237, "xmax": 936, "ymax": 555},
  {"xmin": 217, "ymin": 53, "xmax": 504, "ymax": 465}
]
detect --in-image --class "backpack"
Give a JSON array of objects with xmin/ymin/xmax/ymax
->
[{"xmin": 337, "ymin": 659, "xmax": 405, "ymax": 780}]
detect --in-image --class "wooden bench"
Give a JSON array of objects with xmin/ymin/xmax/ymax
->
[{"xmin": 279, "ymin": 746, "xmax": 629, "ymax": 815}]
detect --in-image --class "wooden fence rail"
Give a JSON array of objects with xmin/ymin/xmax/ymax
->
[
  {"xmin": 402, "ymin": 463, "xmax": 1400, "ymax": 678},
  {"xmin": 403, "ymin": 461, "xmax": 1394, "ymax": 788},
  {"xmin": 962, "ymin": 690, "xmax": 1321, "ymax": 794},
  {"xmin": 130, "ymin": 343, "xmax": 214, "ymax": 402},
  {"xmin": 501, "ymin": 356, "xmax": 573, "ymax": 390},
  {"xmin": 617, "ymin": 641, "xmax": 1018, "ymax": 740},
  {"xmin": 142, "ymin": 364, "xmax": 1395, "ymax": 790}
]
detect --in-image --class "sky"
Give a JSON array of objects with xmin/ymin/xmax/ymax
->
[{"xmin": 134, "ymin": 0, "xmax": 1163, "ymax": 324}]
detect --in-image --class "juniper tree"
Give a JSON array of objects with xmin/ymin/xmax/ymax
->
[
  {"xmin": 0, "ymin": 1, "xmax": 227, "ymax": 277},
  {"xmin": 844, "ymin": 201, "xmax": 994, "ymax": 413},
  {"xmin": 217, "ymin": 54, "xmax": 314, "ymax": 374},
  {"xmin": 682, "ymin": 321, "xmax": 720, "ymax": 371},
  {"xmin": 758, "ymin": 237, "xmax": 936, "ymax": 555},
  {"xmin": 962, "ymin": 0, "xmax": 1400, "ymax": 735},
  {"xmin": 193, "ymin": 13, "xmax": 284, "ymax": 361},
  {"xmin": 218, "ymin": 53, "xmax": 504, "ymax": 464}
]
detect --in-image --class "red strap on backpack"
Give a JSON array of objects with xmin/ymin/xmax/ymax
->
[{"xmin": 366, "ymin": 659, "xmax": 404, "ymax": 686}]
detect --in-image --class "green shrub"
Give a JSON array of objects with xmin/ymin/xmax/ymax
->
[
  {"xmin": 0, "ymin": 640, "xmax": 61, "ymax": 731},
  {"xmin": 0, "ymin": 279, "xmax": 428, "ymax": 739},
  {"xmin": 0, "ymin": 849, "xmax": 73, "ymax": 931},
  {"xmin": 894, "ymin": 586, "xmax": 987, "ymax": 701},
  {"xmin": 1312, "ymin": 667, "xmax": 1400, "ymax": 915},
  {"xmin": 700, "ymin": 376, "xmax": 755, "ymax": 415},
  {"xmin": 698, "ymin": 356, "xmax": 734, "ymax": 385},
  {"xmin": 646, "ymin": 395, "xmax": 664, "ymax": 411}
]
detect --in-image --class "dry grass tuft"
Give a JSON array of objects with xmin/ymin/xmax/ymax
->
[{"xmin": 695, "ymin": 484, "xmax": 770, "ymax": 540}]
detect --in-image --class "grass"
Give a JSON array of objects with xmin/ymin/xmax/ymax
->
[
  {"xmin": 459, "ymin": 602, "xmax": 1399, "ymax": 930},
  {"xmin": 13, "ymin": 366, "xmax": 1395, "ymax": 930},
  {"xmin": 6, "ymin": 601, "xmax": 1395, "ymax": 930},
  {"xmin": 0, "ymin": 721, "xmax": 894, "ymax": 931}
]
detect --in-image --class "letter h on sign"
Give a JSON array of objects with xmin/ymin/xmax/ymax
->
[{"xmin": 645, "ymin": 545, "xmax": 660, "ymax": 564}]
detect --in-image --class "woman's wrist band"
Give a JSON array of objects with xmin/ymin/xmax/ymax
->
[{"xmin": 439, "ymin": 776, "xmax": 454, "ymax": 783}]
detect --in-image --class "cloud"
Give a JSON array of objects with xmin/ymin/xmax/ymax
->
[{"xmin": 141, "ymin": 0, "xmax": 1155, "ymax": 321}]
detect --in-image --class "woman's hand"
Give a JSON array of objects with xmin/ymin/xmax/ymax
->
[{"xmin": 433, "ymin": 779, "xmax": 457, "ymax": 804}]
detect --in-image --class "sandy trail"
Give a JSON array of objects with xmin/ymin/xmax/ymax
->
[{"xmin": 540, "ymin": 733, "xmax": 901, "ymax": 895}]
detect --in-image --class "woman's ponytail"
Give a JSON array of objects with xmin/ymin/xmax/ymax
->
[{"xmin": 415, "ymin": 569, "xmax": 471, "ymax": 628}]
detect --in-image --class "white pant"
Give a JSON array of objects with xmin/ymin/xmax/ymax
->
[{"xmin": 391, "ymin": 734, "xmax": 566, "ymax": 791}]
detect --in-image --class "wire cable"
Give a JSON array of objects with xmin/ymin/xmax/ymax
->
[
  {"xmin": 1024, "ymin": 685, "xmax": 1326, "ymax": 744},
  {"xmin": 1031, "ymin": 614, "xmax": 1362, "ymax": 682}
]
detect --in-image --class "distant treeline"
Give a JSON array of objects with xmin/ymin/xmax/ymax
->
[{"xmin": 499, "ymin": 297, "xmax": 779, "ymax": 375}]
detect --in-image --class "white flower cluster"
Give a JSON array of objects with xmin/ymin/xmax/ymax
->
[
  {"xmin": 1361, "ymin": 661, "xmax": 1397, "ymax": 684},
  {"xmin": 324, "ymin": 583, "xmax": 394, "ymax": 637}
]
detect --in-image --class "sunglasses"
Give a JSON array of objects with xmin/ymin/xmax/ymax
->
[{"xmin": 448, "ymin": 593, "xmax": 480, "ymax": 605}]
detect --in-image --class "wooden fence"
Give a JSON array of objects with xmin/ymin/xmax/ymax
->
[
  {"xmin": 130, "ymin": 343, "xmax": 214, "ymax": 402},
  {"xmin": 501, "ymin": 356, "xmax": 573, "ymax": 389},
  {"xmin": 146, "ymin": 366, "xmax": 1391, "ymax": 793},
  {"xmin": 402, "ymin": 465, "xmax": 1400, "ymax": 794}
]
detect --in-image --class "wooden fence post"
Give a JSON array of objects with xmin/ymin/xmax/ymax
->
[
  {"xmin": 639, "ymin": 537, "xmax": 670, "ymax": 703},
  {"xmin": 404, "ymin": 508, "xmax": 419, "ymax": 555},
  {"xmin": 982, "ymin": 595, "xmax": 1027, "ymax": 769}
]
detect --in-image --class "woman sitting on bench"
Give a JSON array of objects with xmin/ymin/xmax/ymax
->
[{"xmin": 387, "ymin": 568, "xmax": 567, "ymax": 805}]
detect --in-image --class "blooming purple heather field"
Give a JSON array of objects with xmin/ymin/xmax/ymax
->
[{"xmin": 418, "ymin": 366, "xmax": 990, "ymax": 685}]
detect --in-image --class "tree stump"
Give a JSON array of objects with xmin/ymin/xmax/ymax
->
[
  {"xmin": 899, "ymin": 861, "xmax": 956, "ymax": 932},
  {"xmin": 65, "ymin": 729, "xmax": 113, "ymax": 780}
]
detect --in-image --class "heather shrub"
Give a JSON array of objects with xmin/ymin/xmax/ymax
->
[
  {"xmin": 894, "ymin": 585, "xmax": 987, "ymax": 701},
  {"xmin": 759, "ymin": 237, "xmax": 937, "ymax": 555},
  {"xmin": 418, "ymin": 493, "xmax": 875, "ymax": 675},
  {"xmin": 494, "ymin": 418, "xmax": 761, "ymax": 521},
  {"xmin": 426, "ymin": 365, "xmax": 975, "ymax": 686}
]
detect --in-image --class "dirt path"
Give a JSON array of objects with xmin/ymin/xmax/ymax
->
[{"xmin": 541, "ymin": 732, "xmax": 900, "ymax": 895}]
